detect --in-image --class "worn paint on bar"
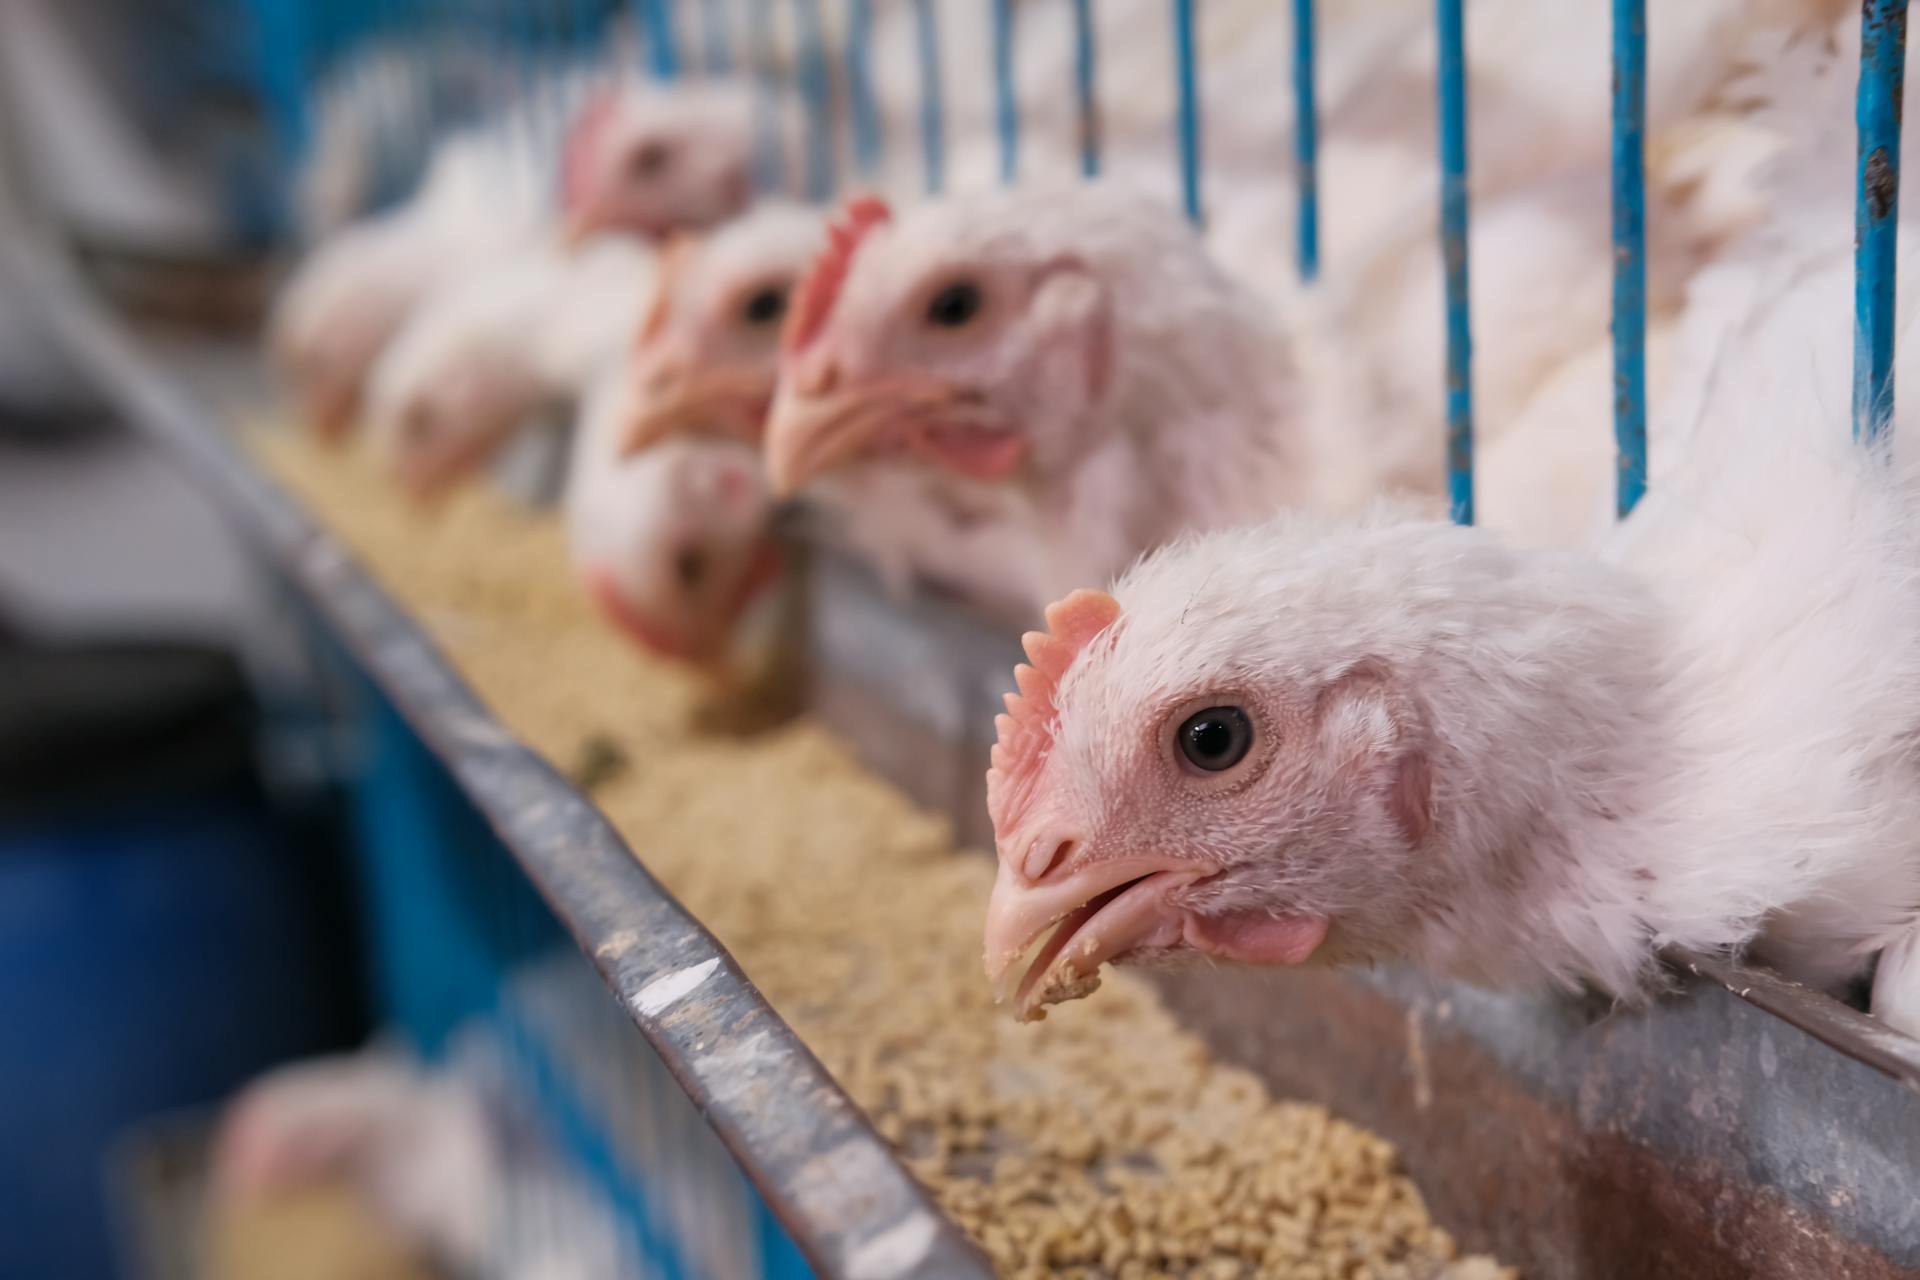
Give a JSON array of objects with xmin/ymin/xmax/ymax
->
[
  {"xmin": 1856, "ymin": 0, "xmax": 1909, "ymax": 444},
  {"xmin": 1613, "ymin": 0, "xmax": 1648, "ymax": 515},
  {"xmin": 1436, "ymin": 0, "xmax": 1473, "ymax": 524}
]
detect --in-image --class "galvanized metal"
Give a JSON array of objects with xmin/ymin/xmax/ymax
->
[
  {"xmin": 1435, "ymin": 0, "xmax": 1474, "ymax": 524},
  {"xmin": 1612, "ymin": 0, "xmax": 1648, "ymax": 516},
  {"xmin": 1072, "ymin": 0, "xmax": 1100, "ymax": 177},
  {"xmin": 792, "ymin": 0, "xmax": 835, "ymax": 201},
  {"xmin": 1173, "ymin": 0, "xmax": 1203, "ymax": 224},
  {"xmin": 912, "ymin": 0, "xmax": 944, "ymax": 194},
  {"xmin": 1857, "ymin": 0, "xmax": 1909, "ymax": 444},
  {"xmin": 845, "ymin": 0, "xmax": 883, "ymax": 175},
  {"xmin": 991, "ymin": 0, "xmax": 1018, "ymax": 183},
  {"xmin": 9, "ymin": 246, "xmax": 996, "ymax": 1280},
  {"xmin": 1293, "ymin": 0, "xmax": 1320, "ymax": 281}
]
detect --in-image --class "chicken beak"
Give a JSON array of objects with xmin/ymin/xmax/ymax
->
[
  {"xmin": 618, "ymin": 373, "xmax": 773, "ymax": 458},
  {"xmin": 982, "ymin": 856, "xmax": 1210, "ymax": 1012},
  {"xmin": 763, "ymin": 381, "xmax": 917, "ymax": 497}
]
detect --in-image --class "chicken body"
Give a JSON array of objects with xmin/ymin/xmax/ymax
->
[
  {"xmin": 271, "ymin": 78, "xmax": 759, "ymax": 442},
  {"xmin": 980, "ymin": 302, "xmax": 1920, "ymax": 1032},
  {"xmin": 365, "ymin": 232, "xmax": 656, "ymax": 497}
]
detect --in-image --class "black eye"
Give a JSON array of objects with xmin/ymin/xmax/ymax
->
[
  {"xmin": 675, "ymin": 546, "xmax": 707, "ymax": 591},
  {"xmin": 925, "ymin": 280, "xmax": 983, "ymax": 328},
  {"xmin": 629, "ymin": 140, "xmax": 672, "ymax": 180},
  {"xmin": 1177, "ymin": 706, "xmax": 1253, "ymax": 773},
  {"xmin": 741, "ymin": 285, "xmax": 788, "ymax": 326}
]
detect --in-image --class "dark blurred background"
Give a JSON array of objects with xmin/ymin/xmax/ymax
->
[{"xmin": 0, "ymin": 2, "xmax": 377, "ymax": 1274}]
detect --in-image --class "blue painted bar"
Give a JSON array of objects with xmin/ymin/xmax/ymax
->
[
  {"xmin": 1173, "ymin": 0, "xmax": 1203, "ymax": 223},
  {"xmin": 846, "ymin": 0, "xmax": 883, "ymax": 174},
  {"xmin": 1612, "ymin": 0, "xmax": 1648, "ymax": 515},
  {"xmin": 700, "ymin": 0, "xmax": 733, "ymax": 74},
  {"xmin": 1293, "ymin": 0, "xmax": 1320, "ymax": 280},
  {"xmin": 913, "ymin": 0, "xmax": 945, "ymax": 193},
  {"xmin": 1435, "ymin": 0, "xmax": 1474, "ymax": 524},
  {"xmin": 641, "ymin": 0, "xmax": 680, "ymax": 79},
  {"xmin": 1856, "ymin": 0, "xmax": 1910, "ymax": 444},
  {"xmin": 793, "ymin": 0, "xmax": 835, "ymax": 199},
  {"xmin": 747, "ymin": 0, "xmax": 786, "ymax": 193},
  {"xmin": 1072, "ymin": 0, "xmax": 1100, "ymax": 177},
  {"xmin": 992, "ymin": 0, "xmax": 1018, "ymax": 183}
]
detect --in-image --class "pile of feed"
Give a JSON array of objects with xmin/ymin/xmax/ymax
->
[{"xmin": 254, "ymin": 430, "xmax": 1514, "ymax": 1280}]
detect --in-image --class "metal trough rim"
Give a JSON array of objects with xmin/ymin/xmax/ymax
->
[{"xmin": 8, "ymin": 245, "xmax": 995, "ymax": 1280}]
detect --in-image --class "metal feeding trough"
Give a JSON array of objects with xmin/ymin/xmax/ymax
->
[{"xmin": 21, "ymin": 230, "xmax": 1920, "ymax": 1279}]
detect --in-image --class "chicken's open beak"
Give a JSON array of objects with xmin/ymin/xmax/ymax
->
[
  {"xmin": 763, "ymin": 376, "xmax": 1021, "ymax": 496},
  {"xmin": 618, "ymin": 371, "xmax": 774, "ymax": 457},
  {"xmin": 983, "ymin": 855, "xmax": 1210, "ymax": 1020}
]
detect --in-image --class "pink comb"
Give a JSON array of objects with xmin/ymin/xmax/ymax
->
[
  {"xmin": 783, "ymin": 195, "xmax": 892, "ymax": 355},
  {"xmin": 986, "ymin": 589, "xmax": 1122, "ymax": 844},
  {"xmin": 562, "ymin": 87, "xmax": 621, "ymax": 212}
]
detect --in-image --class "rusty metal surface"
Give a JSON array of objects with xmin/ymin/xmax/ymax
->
[
  {"xmin": 801, "ymin": 543, "xmax": 1920, "ymax": 1279},
  {"xmin": 9, "ymin": 245, "xmax": 995, "ymax": 1280}
]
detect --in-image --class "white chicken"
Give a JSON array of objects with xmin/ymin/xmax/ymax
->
[
  {"xmin": 565, "ymin": 366, "xmax": 781, "ymax": 665},
  {"xmin": 270, "ymin": 78, "xmax": 759, "ymax": 441},
  {"xmin": 978, "ymin": 268, "xmax": 1920, "ymax": 1032},
  {"xmin": 363, "ymin": 232, "xmax": 656, "ymax": 498},
  {"xmin": 760, "ymin": 169, "xmax": 1719, "ymax": 617}
]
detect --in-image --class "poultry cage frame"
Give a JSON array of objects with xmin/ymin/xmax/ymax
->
[{"xmin": 13, "ymin": 0, "xmax": 1920, "ymax": 1276}]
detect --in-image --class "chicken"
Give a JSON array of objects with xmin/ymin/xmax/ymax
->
[
  {"xmin": 762, "ymin": 171, "xmax": 1717, "ymax": 614},
  {"xmin": 363, "ymin": 233, "xmax": 655, "ymax": 498},
  {"xmin": 211, "ymin": 1048, "xmax": 496, "ymax": 1271},
  {"xmin": 761, "ymin": 185, "xmax": 1319, "ymax": 617},
  {"xmin": 565, "ymin": 366, "xmax": 781, "ymax": 665},
  {"xmin": 612, "ymin": 200, "xmax": 828, "ymax": 457},
  {"xmin": 978, "ymin": 293, "xmax": 1920, "ymax": 1032},
  {"xmin": 270, "ymin": 78, "xmax": 757, "ymax": 442}
]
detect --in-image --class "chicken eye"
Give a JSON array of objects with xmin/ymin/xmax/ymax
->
[
  {"xmin": 741, "ymin": 285, "xmax": 788, "ymax": 326},
  {"xmin": 628, "ymin": 140, "xmax": 672, "ymax": 181},
  {"xmin": 925, "ymin": 280, "xmax": 983, "ymax": 328},
  {"xmin": 1177, "ymin": 706, "xmax": 1253, "ymax": 773},
  {"xmin": 675, "ymin": 546, "xmax": 707, "ymax": 591}
]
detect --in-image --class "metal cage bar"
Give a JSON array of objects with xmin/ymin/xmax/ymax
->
[
  {"xmin": 1293, "ymin": 0, "xmax": 1319, "ymax": 281},
  {"xmin": 913, "ymin": 0, "xmax": 944, "ymax": 193},
  {"xmin": 1612, "ymin": 0, "xmax": 1648, "ymax": 516},
  {"xmin": 1856, "ymin": 0, "xmax": 1910, "ymax": 444},
  {"xmin": 1435, "ymin": 0, "xmax": 1473, "ymax": 524},
  {"xmin": 992, "ymin": 0, "xmax": 1018, "ymax": 183},
  {"xmin": 792, "ymin": 0, "xmax": 835, "ymax": 200},
  {"xmin": 845, "ymin": 0, "xmax": 882, "ymax": 174},
  {"xmin": 1072, "ymin": 0, "xmax": 1100, "ymax": 177},
  {"xmin": 640, "ymin": 0, "xmax": 681, "ymax": 79},
  {"xmin": 700, "ymin": 0, "xmax": 732, "ymax": 74},
  {"xmin": 747, "ymin": 0, "xmax": 785, "ymax": 194},
  {"xmin": 1174, "ymin": 0, "xmax": 1202, "ymax": 224}
]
